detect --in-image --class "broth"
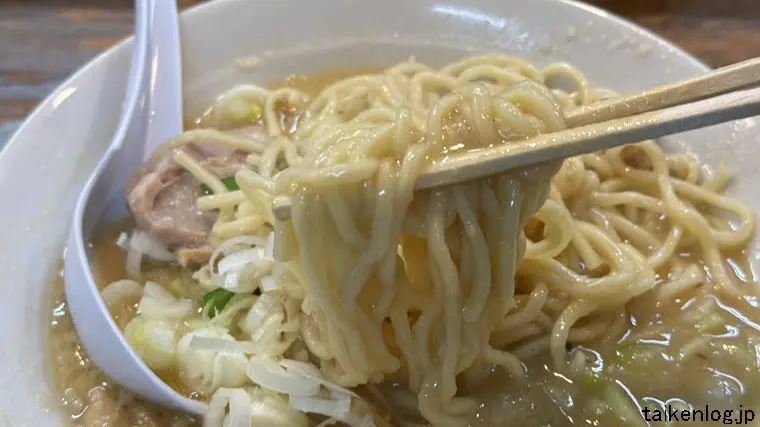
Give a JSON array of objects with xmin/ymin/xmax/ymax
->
[
  {"xmin": 463, "ymin": 287, "xmax": 760, "ymax": 426},
  {"xmin": 48, "ymin": 224, "xmax": 199, "ymax": 426},
  {"xmin": 47, "ymin": 67, "xmax": 760, "ymax": 427},
  {"xmin": 189, "ymin": 66, "xmax": 383, "ymax": 130},
  {"xmin": 49, "ymin": 235, "xmax": 760, "ymax": 426}
]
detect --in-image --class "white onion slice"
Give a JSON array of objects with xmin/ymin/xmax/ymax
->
[
  {"xmin": 260, "ymin": 276, "xmax": 279, "ymax": 292},
  {"xmin": 210, "ymin": 236, "xmax": 267, "ymax": 273},
  {"xmin": 260, "ymin": 263, "xmax": 283, "ymax": 292},
  {"xmin": 216, "ymin": 248, "xmax": 273, "ymax": 293},
  {"xmin": 289, "ymin": 394, "xmax": 351, "ymax": 420},
  {"xmin": 129, "ymin": 230, "xmax": 175, "ymax": 261},
  {"xmin": 279, "ymin": 359, "xmax": 357, "ymax": 397},
  {"xmin": 264, "ymin": 232, "xmax": 275, "ymax": 260},
  {"xmin": 179, "ymin": 329, "xmax": 249, "ymax": 395},
  {"xmin": 218, "ymin": 248, "xmax": 264, "ymax": 275},
  {"xmin": 125, "ymin": 247, "xmax": 143, "ymax": 280},
  {"xmin": 142, "ymin": 281, "xmax": 175, "ymax": 302},
  {"xmin": 241, "ymin": 293, "xmax": 278, "ymax": 334},
  {"xmin": 205, "ymin": 388, "xmax": 252, "ymax": 427},
  {"xmin": 246, "ymin": 356, "xmax": 321, "ymax": 397},
  {"xmin": 116, "ymin": 232, "xmax": 130, "ymax": 250},
  {"xmin": 138, "ymin": 282, "xmax": 193, "ymax": 319},
  {"xmin": 189, "ymin": 336, "xmax": 258, "ymax": 354},
  {"xmin": 219, "ymin": 265, "xmax": 270, "ymax": 293},
  {"xmin": 249, "ymin": 315, "xmax": 287, "ymax": 357},
  {"xmin": 249, "ymin": 387, "xmax": 310, "ymax": 427},
  {"xmin": 222, "ymin": 270, "xmax": 242, "ymax": 291},
  {"xmin": 139, "ymin": 297, "xmax": 193, "ymax": 319}
]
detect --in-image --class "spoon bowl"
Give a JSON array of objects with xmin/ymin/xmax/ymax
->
[{"xmin": 62, "ymin": 0, "xmax": 204, "ymax": 416}]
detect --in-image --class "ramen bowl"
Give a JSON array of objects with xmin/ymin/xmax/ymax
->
[{"xmin": 1, "ymin": 0, "xmax": 759, "ymax": 426}]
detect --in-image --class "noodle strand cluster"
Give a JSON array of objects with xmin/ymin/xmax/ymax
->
[{"xmin": 110, "ymin": 55, "xmax": 755, "ymax": 427}]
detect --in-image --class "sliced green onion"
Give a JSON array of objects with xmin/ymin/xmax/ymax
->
[
  {"xmin": 200, "ymin": 177, "xmax": 240, "ymax": 196},
  {"xmin": 203, "ymin": 288, "xmax": 235, "ymax": 318}
]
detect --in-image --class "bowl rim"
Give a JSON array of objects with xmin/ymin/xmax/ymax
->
[{"xmin": 0, "ymin": 0, "xmax": 712, "ymax": 162}]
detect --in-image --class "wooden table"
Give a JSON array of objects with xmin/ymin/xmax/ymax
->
[{"xmin": 1, "ymin": 0, "xmax": 759, "ymax": 146}]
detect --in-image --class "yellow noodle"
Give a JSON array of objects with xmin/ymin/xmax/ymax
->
[
  {"xmin": 196, "ymin": 191, "xmax": 247, "ymax": 211},
  {"xmin": 144, "ymin": 55, "xmax": 756, "ymax": 427}
]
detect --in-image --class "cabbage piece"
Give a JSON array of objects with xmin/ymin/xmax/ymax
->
[
  {"xmin": 138, "ymin": 281, "xmax": 194, "ymax": 319},
  {"xmin": 124, "ymin": 317, "xmax": 178, "ymax": 372}
]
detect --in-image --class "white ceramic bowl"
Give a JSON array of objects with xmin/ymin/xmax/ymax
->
[{"xmin": 1, "ymin": 0, "xmax": 758, "ymax": 425}]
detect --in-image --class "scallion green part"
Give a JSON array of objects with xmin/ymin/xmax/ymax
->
[
  {"xmin": 202, "ymin": 288, "xmax": 235, "ymax": 318},
  {"xmin": 200, "ymin": 176, "xmax": 239, "ymax": 196}
]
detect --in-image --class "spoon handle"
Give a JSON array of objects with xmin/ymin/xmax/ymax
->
[
  {"xmin": 104, "ymin": 0, "xmax": 151, "ymax": 155},
  {"xmin": 143, "ymin": 0, "xmax": 184, "ymax": 160}
]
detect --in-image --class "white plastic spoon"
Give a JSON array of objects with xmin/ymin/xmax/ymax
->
[{"xmin": 63, "ymin": 0, "xmax": 205, "ymax": 416}]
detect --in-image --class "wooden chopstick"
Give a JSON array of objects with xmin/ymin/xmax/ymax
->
[
  {"xmin": 417, "ymin": 85, "xmax": 760, "ymax": 189},
  {"xmin": 565, "ymin": 56, "xmax": 760, "ymax": 127},
  {"xmin": 271, "ymin": 57, "xmax": 760, "ymax": 221}
]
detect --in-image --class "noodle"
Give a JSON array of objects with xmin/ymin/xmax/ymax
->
[{"xmin": 105, "ymin": 55, "xmax": 757, "ymax": 427}]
